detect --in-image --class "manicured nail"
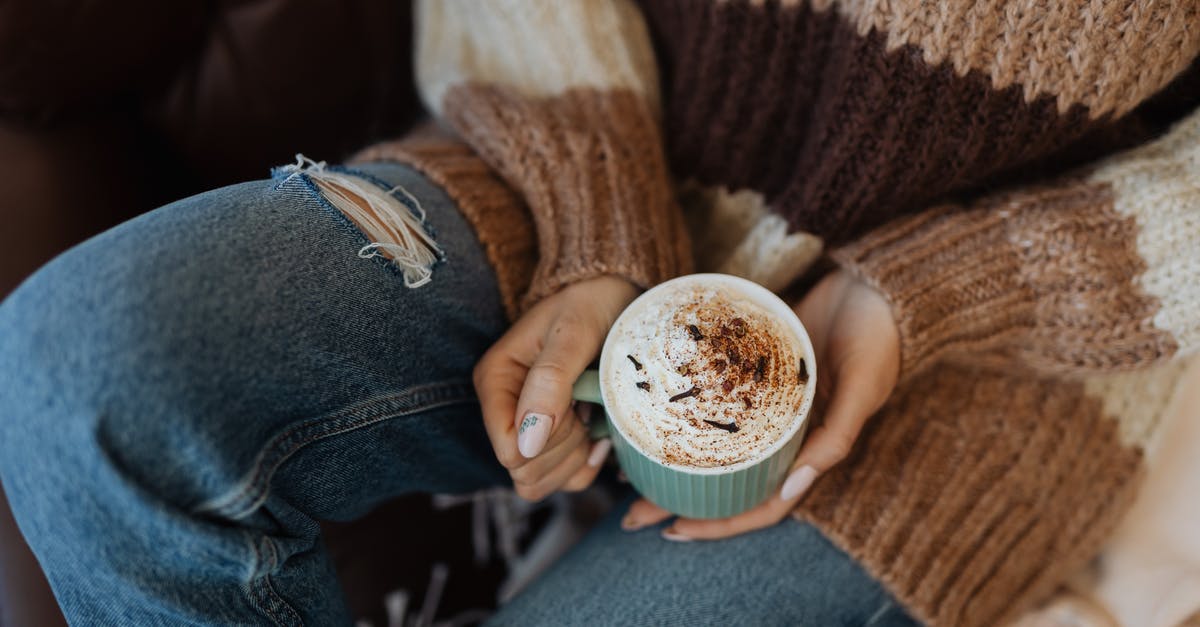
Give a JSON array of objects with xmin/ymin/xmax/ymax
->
[
  {"xmin": 577, "ymin": 402, "xmax": 594, "ymax": 424},
  {"xmin": 587, "ymin": 438, "xmax": 612, "ymax": 467},
  {"xmin": 780, "ymin": 465, "xmax": 818, "ymax": 501},
  {"xmin": 517, "ymin": 412, "xmax": 551, "ymax": 458},
  {"xmin": 661, "ymin": 528, "xmax": 692, "ymax": 542},
  {"xmin": 621, "ymin": 513, "xmax": 642, "ymax": 531}
]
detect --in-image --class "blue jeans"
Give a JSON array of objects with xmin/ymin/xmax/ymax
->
[{"xmin": 0, "ymin": 162, "xmax": 918, "ymax": 626}]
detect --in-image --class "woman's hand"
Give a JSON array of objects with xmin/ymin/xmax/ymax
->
[
  {"xmin": 474, "ymin": 275, "xmax": 639, "ymax": 501},
  {"xmin": 621, "ymin": 270, "xmax": 901, "ymax": 540}
]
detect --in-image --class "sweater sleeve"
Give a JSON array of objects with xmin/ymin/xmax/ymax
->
[
  {"xmin": 834, "ymin": 108, "xmax": 1200, "ymax": 380},
  {"xmin": 414, "ymin": 0, "xmax": 692, "ymax": 309}
]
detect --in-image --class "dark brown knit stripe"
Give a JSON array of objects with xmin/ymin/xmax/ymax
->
[
  {"xmin": 835, "ymin": 180, "xmax": 1180, "ymax": 378},
  {"xmin": 351, "ymin": 127, "xmax": 538, "ymax": 320},
  {"xmin": 442, "ymin": 84, "xmax": 693, "ymax": 308},
  {"xmin": 795, "ymin": 364, "xmax": 1145, "ymax": 627},
  {"xmin": 638, "ymin": 0, "xmax": 1176, "ymax": 243}
]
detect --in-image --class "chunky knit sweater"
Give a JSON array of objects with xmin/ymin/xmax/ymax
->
[{"xmin": 354, "ymin": 1, "xmax": 1200, "ymax": 625}]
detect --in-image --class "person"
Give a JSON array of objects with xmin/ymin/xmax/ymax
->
[{"xmin": 1, "ymin": 1, "xmax": 1197, "ymax": 625}]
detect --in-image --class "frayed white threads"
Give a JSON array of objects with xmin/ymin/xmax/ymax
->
[{"xmin": 283, "ymin": 154, "xmax": 443, "ymax": 288}]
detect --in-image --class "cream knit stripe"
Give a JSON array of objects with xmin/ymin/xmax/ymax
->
[
  {"xmin": 1082, "ymin": 353, "xmax": 1193, "ymax": 450},
  {"xmin": 416, "ymin": 0, "xmax": 660, "ymax": 113},
  {"xmin": 680, "ymin": 184, "xmax": 824, "ymax": 293},
  {"xmin": 762, "ymin": 0, "xmax": 1200, "ymax": 117},
  {"xmin": 1086, "ymin": 108, "xmax": 1200, "ymax": 352}
]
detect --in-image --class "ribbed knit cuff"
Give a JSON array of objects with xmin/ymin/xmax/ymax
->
[
  {"xmin": 832, "ymin": 205, "xmax": 1034, "ymax": 379},
  {"xmin": 351, "ymin": 126, "xmax": 538, "ymax": 320},
  {"xmin": 834, "ymin": 174, "xmax": 1184, "ymax": 379},
  {"xmin": 442, "ymin": 84, "xmax": 693, "ymax": 309}
]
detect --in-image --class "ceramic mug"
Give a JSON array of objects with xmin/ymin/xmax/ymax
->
[{"xmin": 572, "ymin": 273, "xmax": 817, "ymax": 519}]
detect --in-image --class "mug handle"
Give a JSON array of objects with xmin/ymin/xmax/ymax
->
[{"xmin": 571, "ymin": 370, "xmax": 610, "ymax": 439}]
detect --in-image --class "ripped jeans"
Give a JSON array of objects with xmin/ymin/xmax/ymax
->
[{"xmin": 0, "ymin": 162, "xmax": 918, "ymax": 626}]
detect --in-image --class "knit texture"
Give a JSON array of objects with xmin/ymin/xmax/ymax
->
[
  {"xmin": 795, "ymin": 364, "xmax": 1144, "ymax": 627},
  {"xmin": 442, "ymin": 84, "xmax": 692, "ymax": 307},
  {"xmin": 832, "ymin": 183, "xmax": 1179, "ymax": 378},
  {"xmin": 639, "ymin": 0, "xmax": 1200, "ymax": 242}
]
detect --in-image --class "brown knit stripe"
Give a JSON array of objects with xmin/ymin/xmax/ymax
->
[
  {"xmin": 351, "ymin": 127, "xmax": 537, "ymax": 320},
  {"xmin": 639, "ymin": 0, "xmax": 1194, "ymax": 244},
  {"xmin": 443, "ymin": 84, "xmax": 692, "ymax": 308},
  {"xmin": 835, "ymin": 179, "xmax": 1179, "ymax": 378},
  {"xmin": 814, "ymin": 0, "xmax": 1200, "ymax": 118},
  {"xmin": 796, "ymin": 365, "xmax": 1145, "ymax": 627}
]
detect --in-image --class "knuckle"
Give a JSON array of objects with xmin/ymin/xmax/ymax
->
[
  {"xmin": 826, "ymin": 431, "xmax": 857, "ymax": 461},
  {"xmin": 528, "ymin": 360, "xmax": 571, "ymax": 387},
  {"xmin": 515, "ymin": 484, "xmax": 546, "ymax": 502},
  {"xmin": 497, "ymin": 450, "xmax": 525, "ymax": 470},
  {"xmin": 563, "ymin": 472, "xmax": 592, "ymax": 492}
]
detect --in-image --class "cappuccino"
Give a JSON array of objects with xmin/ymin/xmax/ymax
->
[{"xmin": 602, "ymin": 277, "xmax": 810, "ymax": 468}]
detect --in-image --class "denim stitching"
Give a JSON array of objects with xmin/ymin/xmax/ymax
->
[
  {"xmin": 244, "ymin": 535, "xmax": 285, "ymax": 626},
  {"xmin": 260, "ymin": 538, "xmax": 303, "ymax": 626},
  {"xmin": 195, "ymin": 380, "xmax": 477, "ymax": 520}
]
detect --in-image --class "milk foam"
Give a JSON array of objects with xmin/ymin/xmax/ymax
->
[{"xmin": 602, "ymin": 281, "xmax": 809, "ymax": 468}]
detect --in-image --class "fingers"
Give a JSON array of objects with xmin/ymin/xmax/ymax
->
[
  {"xmin": 474, "ymin": 348, "xmax": 529, "ymax": 471},
  {"xmin": 510, "ymin": 412, "xmax": 587, "ymax": 486},
  {"xmin": 621, "ymin": 498, "xmax": 673, "ymax": 531},
  {"xmin": 664, "ymin": 495, "xmax": 795, "ymax": 541},
  {"xmin": 514, "ymin": 438, "xmax": 591, "ymax": 502},
  {"xmin": 777, "ymin": 350, "xmax": 887, "ymax": 504},
  {"xmin": 515, "ymin": 311, "xmax": 606, "ymax": 459}
]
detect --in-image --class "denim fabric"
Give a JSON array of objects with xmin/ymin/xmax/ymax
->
[
  {"xmin": 0, "ymin": 163, "xmax": 918, "ymax": 626},
  {"xmin": 492, "ymin": 493, "xmax": 920, "ymax": 627}
]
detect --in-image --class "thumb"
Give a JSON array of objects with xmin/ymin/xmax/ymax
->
[
  {"xmin": 778, "ymin": 353, "xmax": 884, "ymax": 501},
  {"xmin": 514, "ymin": 313, "xmax": 604, "ymax": 458}
]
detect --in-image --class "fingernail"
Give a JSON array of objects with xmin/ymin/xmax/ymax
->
[
  {"xmin": 577, "ymin": 402, "xmax": 594, "ymax": 424},
  {"xmin": 587, "ymin": 438, "xmax": 612, "ymax": 467},
  {"xmin": 780, "ymin": 465, "xmax": 819, "ymax": 501},
  {"xmin": 621, "ymin": 513, "xmax": 642, "ymax": 531},
  {"xmin": 517, "ymin": 412, "xmax": 551, "ymax": 458},
  {"xmin": 661, "ymin": 528, "xmax": 692, "ymax": 542}
]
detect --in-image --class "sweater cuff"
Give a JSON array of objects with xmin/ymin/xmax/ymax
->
[
  {"xmin": 351, "ymin": 126, "xmax": 538, "ymax": 320},
  {"xmin": 832, "ymin": 205, "xmax": 1034, "ymax": 379},
  {"xmin": 442, "ymin": 84, "xmax": 693, "ymax": 308}
]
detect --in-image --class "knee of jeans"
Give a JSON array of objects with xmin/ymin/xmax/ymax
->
[
  {"xmin": 0, "ymin": 250, "xmax": 216, "ymax": 509},
  {"xmin": 274, "ymin": 155, "xmax": 445, "ymax": 289}
]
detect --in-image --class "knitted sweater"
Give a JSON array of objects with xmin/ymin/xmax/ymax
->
[{"xmin": 355, "ymin": 2, "xmax": 1200, "ymax": 625}]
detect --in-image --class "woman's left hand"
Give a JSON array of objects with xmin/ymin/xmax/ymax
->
[{"xmin": 620, "ymin": 270, "xmax": 901, "ymax": 540}]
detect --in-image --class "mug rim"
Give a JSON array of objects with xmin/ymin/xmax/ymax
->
[{"xmin": 597, "ymin": 273, "xmax": 817, "ymax": 476}]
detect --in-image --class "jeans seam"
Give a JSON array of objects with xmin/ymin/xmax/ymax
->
[
  {"xmin": 863, "ymin": 600, "xmax": 897, "ymax": 627},
  {"xmin": 245, "ymin": 535, "xmax": 294, "ymax": 626},
  {"xmin": 194, "ymin": 380, "xmax": 477, "ymax": 520}
]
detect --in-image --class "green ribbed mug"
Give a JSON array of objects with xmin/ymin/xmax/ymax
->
[{"xmin": 572, "ymin": 274, "xmax": 817, "ymax": 519}]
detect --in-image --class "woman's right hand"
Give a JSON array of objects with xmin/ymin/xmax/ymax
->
[{"xmin": 473, "ymin": 275, "xmax": 639, "ymax": 501}]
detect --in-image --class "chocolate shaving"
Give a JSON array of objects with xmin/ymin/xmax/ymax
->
[
  {"xmin": 687, "ymin": 324, "xmax": 704, "ymax": 341},
  {"xmin": 677, "ymin": 363, "xmax": 690, "ymax": 375},
  {"xmin": 798, "ymin": 358, "xmax": 809, "ymax": 384},
  {"xmin": 636, "ymin": 381, "xmax": 650, "ymax": 391},
  {"xmin": 754, "ymin": 356, "xmax": 767, "ymax": 383},
  {"xmin": 731, "ymin": 317, "xmax": 747, "ymax": 337},
  {"xmin": 721, "ymin": 380, "xmax": 734, "ymax": 393},
  {"xmin": 742, "ymin": 396, "xmax": 753, "ymax": 409},
  {"xmin": 669, "ymin": 386, "xmax": 699, "ymax": 402},
  {"xmin": 713, "ymin": 360, "xmax": 726, "ymax": 373},
  {"xmin": 727, "ymin": 349, "xmax": 740, "ymax": 366},
  {"xmin": 703, "ymin": 419, "xmax": 740, "ymax": 433},
  {"xmin": 627, "ymin": 355, "xmax": 643, "ymax": 371}
]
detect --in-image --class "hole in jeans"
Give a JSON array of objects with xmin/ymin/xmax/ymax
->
[{"xmin": 280, "ymin": 154, "xmax": 443, "ymax": 288}]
